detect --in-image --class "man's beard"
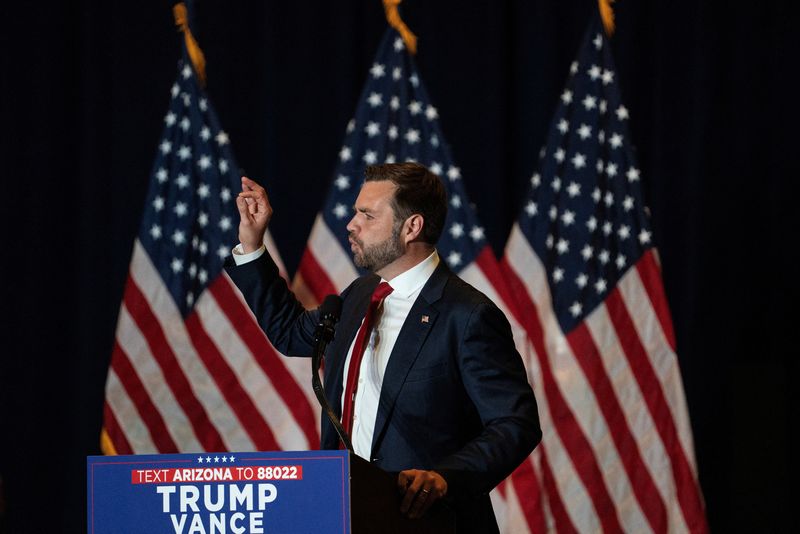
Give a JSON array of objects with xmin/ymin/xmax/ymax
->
[{"xmin": 351, "ymin": 220, "xmax": 404, "ymax": 272}]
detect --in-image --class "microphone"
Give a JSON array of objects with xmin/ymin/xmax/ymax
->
[
  {"xmin": 310, "ymin": 295, "xmax": 354, "ymax": 452},
  {"xmin": 314, "ymin": 295, "xmax": 342, "ymax": 346}
]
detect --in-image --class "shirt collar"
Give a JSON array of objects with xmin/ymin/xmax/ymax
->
[{"xmin": 382, "ymin": 250, "xmax": 439, "ymax": 300}]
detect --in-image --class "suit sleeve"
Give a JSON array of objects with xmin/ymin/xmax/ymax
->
[
  {"xmin": 435, "ymin": 301, "xmax": 542, "ymax": 496},
  {"xmin": 223, "ymin": 251, "xmax": 318, "ymax": 357}
]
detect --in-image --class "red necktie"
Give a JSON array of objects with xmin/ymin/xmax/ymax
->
[{"xmin": 341, "ymin": 281, "xmax": 393, "ymax": 442}]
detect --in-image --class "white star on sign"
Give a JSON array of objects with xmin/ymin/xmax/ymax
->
[
  {"xmin": 449, "ymin": 223, "xmax": 464, "ymax": 238},
  {"xmin": 200, "ymin": 126, "xmax": 210, "ymax": 141},
  {"xmin": 156, "ymin": 168, "xmax": 168, "ymax": 183},
  {"xmin": 220, "ymin": 187, "xmax": 231, "ymax": 202},
  {"xmin": 388, "ymin": 125, "xmax": 398, "ymax": 140},
  {"xmin": 561, "ymin": 90, "xmax": 573, "ymax": 104},
  {"xmin": 178, "ymin": 146, "xmax": 192, "ymax": 160},
  {"xmin": 571, "ymin": 152, "xmax": 587, "ymax": 169},
  {"xmin": 367, "ymin": 92, "xmax": 383, "ymax": 107},
  {"xmin": 198, "ymin": 269, "xmax": 208, "ymax": 283},
  {"xmin": 549, "ymin": 206, "xmax": 558, "ymax": 220},
  {"xmin": 408, "ymin": 101, "xmax": 422, "ymax": 115},
  {"xmin": 551, "ymin": 177, "xmax": 562, "ymax": 192},
  {"xmin": 149, "ymin": 224, "xmax": 162, "ymax": 240},
  {"xmin": 198, "ymin": 212, "xmax": 208, "ymax": 227},
  {"xmin": 219, "ymin": 216, "xmax": 232, "ymax": 231},
  {"xmin": 606, "ymin": 163, "xmax": 618, "ymax": 177},
  {"xmin": 577, "ymin": 124, "xmax": 592, "ymax": 140},
  {"xmin": 199, "ymin": 98, "xmax": 207, "ymax": 111},
  {"xmin": 581, "ymin": 245, "xmax": 593, "ymax": 260},
  {"xmin": 152, "ymin": 196, "xmax": 165, "ymax": 211},
  {"xmin": 616, "ymin": 106, "xmax": 630, "ymax": 120},
  {"xmin": 556, "ymin": 238, "xmax": 569, "ymax": 254},
  {"xmin": 171, "ymin": 84, "xmax": 180, "ymax": 97},
  {"xmin": 430, "ymin": 162, "xmax": 443, "ymax": 176},
  {"xmin": 219, "ymin": 159, "xmax": 229, "ymax": 174},
  {"xmin": 616, "ymin": 254, "xmax": 627, "ymax": 269},
  {"xmin": 339, "ymin": 146, "xmax": 351, "ymax": 162},
  {"xmin": 525, "ymin": 200, "xmax": 538, "ymax": 216},
  {"xmin": 618, "ymin": 225, "xmax": 630, "ymax": 240},
  {"xmin": 554, "ymin": 148, "xmax": 565, "ymax": 162},
  {"xmin": 587, "ymin": 216, "xmax": 598, "ymax": 231},
  {"xmin": 164, "ymin": 112, "xmax": 176, "ymax": 126},
  {"xmin": 390, "ymin": 96, "xmax": 400, "ymax": 110},
  {"xmin": 365, "ymin": 122, "xmax": 380, "ymax": 137},
  {"xmin": 602, "ymin": 221, "xmax": 613, "ymax": 235},
  {"xmin": 639, "ymin": 229, "xmax": 652, "ymax": 245},
  {"xmin": 180, "ymin": 117, "xmax": 190, "ymax": 132},
  {"xmin": 576, "ymin": 273, "xmax": 588, "ymax": 288},
  {"xmin": 176, "ymin": 174, "xmax": 189, "ymax": 189},
  {"xmin": 171, "ymin": 258, "xmax": 183, "ymax": 273},
  {"xmin": 174, "ymin": 202, "xmax": 188, "ymax": 217},
  {"xmin": 217, "ymin": 245, "xmax": 229, "ymax": 260},
  {"xmin": 393, "ymin": 67, "xmax": 402, "ymax": 80},
  {"xmin": 333, "ymin": 203, "xmax": 348, "ymax": 219},
  {"xmin": 159, "ymin": 140, "xmax": 172, "ymax": 155},
  {"xmin": 447, "ymin": 166, "xmax": 461, "ymax": 181},
  {"xmin": 363, "ymin": 150, "xmax": 378, "ymax": 164},
  {"xmin": 601, "ymin": 69, "xmax": 614, "ymax": 85},
  {"xmin": 450, "ymin": 195, "xmax": 461, "ymax": 208},
  {"xmin": 609, "ymin": 133, "xmax": 624, "ymax": 149},
  {"xmin": 553, "ymin": 267, "xmax": 564, "ymax": 282},
  {"xmin": 626, "ymin": 167, "xmax": 640, "ymax": 182},
  {"xmin": 593, "ymin": 33, "xmax": 603, "ymax": 50},
  {"xmin": 588, "ymin": 65, "xmax": 601, "ymax": 80},
  {"xmin": 182, "ymin": 65, "xmax": 192, "ymax": 79},
  {"xmin": 215, "ymin": 131, "xmax": 229, "ymax": 146},
  {"xmin": 582, "ymin": 95, "xmax": 597, "ymax": 110},
  {"xmin": 569, "ymin": 302, "xmax": 583, "ymax": 317},
  {"xmin": 198, "ymin": 155, "xmax": 211, "ymax": 170},
  {"xmin": 394, "ymin": 37, "xmax": 404, "ymax": 51},
  {"xmin": 598, "ymin": 249, "xmax": 610, "ymax": 264},
  {"xmin": 557, "ymin": 119, "xmax": 569, "ymax": 134},
  {"xmin": 561, "ymin": 210, "xmax": 576, "ymax": 226},
  {"xmin": 531, "ymin": 173, "xmax": 541, "ymax": 187}
]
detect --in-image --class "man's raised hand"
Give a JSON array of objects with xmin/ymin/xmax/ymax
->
[{"xmin": 236, "ymin": 176, "xmax": 273, "ymax": 253}]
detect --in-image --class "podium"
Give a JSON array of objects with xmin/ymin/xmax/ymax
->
[{"xmin": 87, "ymin": 450, "xmax": 454, "ymax": 533}]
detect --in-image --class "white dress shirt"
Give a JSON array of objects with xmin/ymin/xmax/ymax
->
[
  {"xmin": 232, "ymin": 244, "xmax": 439, "ymax": 459},
  {"xmin": 343, "ymin": 251, "xmax": 439, "ymax": 459}
]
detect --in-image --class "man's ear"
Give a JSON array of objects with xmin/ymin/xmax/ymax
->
[{"xmin": 403, "ymin": 214, "xmax": 425, "ymax": 244}]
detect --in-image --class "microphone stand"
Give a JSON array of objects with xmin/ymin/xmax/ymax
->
[{"xmin": 311, "ymin": 311, "xmax": 354, "ymax": 453}]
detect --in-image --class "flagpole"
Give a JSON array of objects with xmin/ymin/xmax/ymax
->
[
  {"xmin": 598, "ymin": 0, "xmax": 616, "ymax": 37},
  {"xmin": 382, "ymin": 0, "xmax": 417, "ymax": 54},
  {"xmin": 173, "ymin": 1, "xmax": 207, "ymax": 86}
]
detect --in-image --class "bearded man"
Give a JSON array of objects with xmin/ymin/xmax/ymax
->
[{"xmin": 225, "ymin": 162, "xmax": 541, "ymax": 533}]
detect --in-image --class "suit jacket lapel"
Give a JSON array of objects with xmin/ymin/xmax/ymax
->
[{"xmin": 370, "ymin": 262, "xmax": 450, "ymax": 454}]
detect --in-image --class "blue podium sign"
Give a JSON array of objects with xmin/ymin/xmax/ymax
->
[{"xmin": 87, "ymin": 450, "xmax": 351, "ymax": 534}]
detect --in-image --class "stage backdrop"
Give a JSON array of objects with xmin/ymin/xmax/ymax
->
[{"xmin": 0, "ymin": 1, "xmax": 795, "ymax": 533}]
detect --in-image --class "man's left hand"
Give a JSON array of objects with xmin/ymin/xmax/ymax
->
[{"xmin": 396, "ymin": 469, "xmax": 448, "ymax": 519}]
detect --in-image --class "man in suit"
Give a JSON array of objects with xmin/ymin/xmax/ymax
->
[{"xmin": 226, "ymin": 162, "xmax": 541, "ymax": 532}]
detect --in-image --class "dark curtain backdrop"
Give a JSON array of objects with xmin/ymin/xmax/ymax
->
[{"xmin": 0, "ymin": 1, "xmax": 795, "ymax": 532}]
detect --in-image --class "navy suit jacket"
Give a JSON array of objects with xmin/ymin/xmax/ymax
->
[{"xmin": 225, "ymin": 251, "xmax": 541, "ymax": 532}]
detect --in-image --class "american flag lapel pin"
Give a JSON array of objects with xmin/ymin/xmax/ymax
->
[{"xmin": 421, "ymin": 315, "xmax": 429, "ymax": 323}]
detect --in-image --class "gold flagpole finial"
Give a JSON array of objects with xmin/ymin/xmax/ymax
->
[
  {"xmin": 598, "ymin": 0, "xmax": 616, "ymax": 37},
  {"xmin": 173, "ymin": 2, "xmax": 207, "ymax": 86},
  {"xmin": 383, "ymin": 0, "xmax": 417, "ymax": 55}
]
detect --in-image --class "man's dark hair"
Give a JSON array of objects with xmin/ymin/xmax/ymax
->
[{"xmin": 364, "ymin": 162, "xmax": 448, "ymax": 245}]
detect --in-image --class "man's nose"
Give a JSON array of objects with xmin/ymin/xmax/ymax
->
[{"xmin": 346, "ymin": 216, "xmax": 357, "ymax": 234}]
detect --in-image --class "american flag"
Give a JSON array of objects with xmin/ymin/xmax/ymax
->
[
  {"xmin": 102, "ymin": 53, "xmax": 321, "ymax": 456},
  {"xmin": 291, "ymin": 28, "xmax": 549, "ymax": 533},
  {"xmin": 502, "ymin": 15, "xmax": 708, "ymax": 533}
]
